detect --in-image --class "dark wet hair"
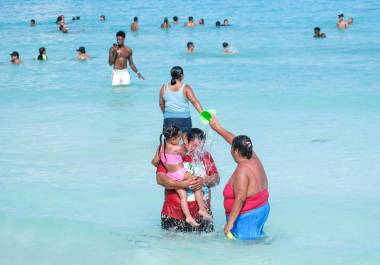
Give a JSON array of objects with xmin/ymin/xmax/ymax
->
[
  {"xmin": 187, "ymin": 128, "xmax": 205, "ymax": 143},
  {"xmin": 116, "ymin": 31, "xmax": 126, "ymax": 38},
  {"xmin": 170, "ymin": 66, "xmax": 184, "ymax": 85},
  {"xmin": 232, "ymin": 135, "xmax": 253, "ymax": 159},
  {"xmin": 37, "ymin": 47, "xmax": 46, "ymax": 60},
  {"xmin": 314, "ymin": 27, "xmax": 320, "ymax": 31},
  {"xmin": 188, "ymin": 16, "xmax": 193, "ymax": 21},
  {"xmin": 173, "ymin": 16, "xmax": 178, "ymax": 22},
  {"xmin": 56, "ymin": 15, "xmax": 63, "ymax": 24},
  {"xmin": 187, "ymin": 41, "xmax": 194, "ymax": 48},
  {"xmin": 222, "ymin": 42, "xmax": 229, "ymax": 48},
  {"xmin": 164, "ymin": 17, "xmax": 169, "ymax": 23},
  {"xmin": 100, "ymin": 15, "xmax": 105, "ymax": 19},
  {"xmin": 159, "ymin": 124, "xmax": 181, "ymax": 160},
  {"xmin": 134, "ymin": 16, "xmax": 138, "ymax": 22},
  {"xmin": 31, "ymin": 19, "xmax": 36, "ymax": 24},
  {"xmin": 216, "ymin": 21, "xmax": 221, "ymax": 27},
  {"xmin": 338, "ymin": 13, "xmax": 344, "ymax": 18}
]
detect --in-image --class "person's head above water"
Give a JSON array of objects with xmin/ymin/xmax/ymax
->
[
  {"xmin": 164, "ymin": 17, "xmax": 169, "ymax": 23},
  {"xmin": 231, "ymin": 135, "xmax": 253, "ymax": 161},
  {"xmin": 338, "ymin": 13, "xmax": 344, "ymax": 21},
  {"xmin": 199, "ymin": 18, "xmax": 205, "ymax": 25},
  {"xmin": 77, "ymin": 46, "xmax": 86, "ymax": 54},
  {"xmin": 100, "ymin": 15, "xmax": 106, "ymax": 21},
  {"xmin": 188, "ymin": 16, "xmax": 194, "ymax": 22},
  {"xmin": 116, "ymin": 30, "xmax": 125, "ymax": 46},
  {"xmin": 222, "ymin": 42, "xmax": 229, "ymax": 48},
  {"xmin": 10, "ymin": 51, "xmax": 20, "ymax": 64},
  {"xmin": 170, "ymin": 66, "xmax": 184, "ymax": 85},
  {"xmin": 30, "ymin": 19, "xmax": 36, "ymax": 26},
  {"xmin": 187, "ymin": 42, "xmax": 194, "ymax": 53},
  {"xmin": 39, "ymin": 47, "xmax": 46, "ymax": 55},
  {"xmin": 37, "ymin": 47, "xmax": 47, "ymax": 60},
  {"xmin": 223, "ymin": 19, "xmax": 230, "ymax": 26},
  {"xmin": 314, "ymin": 27, "xmax": 321, "ymax": 33},
  {"xmin": 216, "ymin": 21, "xmax": 221, "ymax": 27},
  {"xmin": 134, "ymin": 16, "xmax": 138, "ymax": 22},
  {"xmin": 173, "ymin": 16, "xmax": 178, "ymax": 23}
]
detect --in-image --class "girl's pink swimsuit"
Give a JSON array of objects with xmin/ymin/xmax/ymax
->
[{"xmin": 160, "ymin": 152, "xmax": 187, "ymax": 181}]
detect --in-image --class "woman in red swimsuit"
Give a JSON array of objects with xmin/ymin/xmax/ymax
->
[{"xmin": 210, "ymin": 117, "xmax": 270, "ymax": 240}]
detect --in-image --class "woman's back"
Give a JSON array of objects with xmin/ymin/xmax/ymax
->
[{"xmin": 163, "ymin": 82, "xmax": 190, "ymax": 118}]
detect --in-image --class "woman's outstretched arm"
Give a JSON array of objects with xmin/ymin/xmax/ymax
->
[{"xmin": 210, "ymin": 116, "xmax": 235, "ymax": 145}]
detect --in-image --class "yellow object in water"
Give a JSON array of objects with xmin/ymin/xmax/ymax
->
[{"xmin": 226, "ymin": 231, "xmax": 236, "ymax": 240}]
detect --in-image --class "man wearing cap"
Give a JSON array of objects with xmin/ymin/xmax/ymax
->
[
  {"xmin": 77, "ymin": 47, "xmax": 89, "ymax": 60},
  {"xmin": 108, "ymin": 30, "xmax": 144, "ymax": 86},
  {"xmin": 10, "ymin": 51, "xmax": 21, "ymax": 64}
]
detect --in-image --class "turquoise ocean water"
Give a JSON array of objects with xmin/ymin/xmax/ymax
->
[{"xmin": 1, "ymin": 0, "xmax": 380, "ymax": 264}]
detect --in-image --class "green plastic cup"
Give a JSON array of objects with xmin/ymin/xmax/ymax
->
[{"xmin": 200, "ymin": 109, "xmax": 216, "ymax": 125}]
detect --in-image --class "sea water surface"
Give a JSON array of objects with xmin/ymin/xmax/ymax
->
[{"xmin": 1, "ymin": 0, "xmax": 380, "ymax": 264}]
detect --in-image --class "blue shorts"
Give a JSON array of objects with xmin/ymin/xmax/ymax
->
[
  {"xmin": 163, "ymin": 117, "xmax": 192, "ymax": 134},
  {"xmin": 227, "ymin": 203, "xmax": 270, "ymax": 240}
]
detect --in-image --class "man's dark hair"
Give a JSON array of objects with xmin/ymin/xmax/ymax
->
[
  {"xmin": 173, "ymin": 16, "xmax": 178, "ymax": 22},
  {"xmin": 188, "ymin": 16, "xmax": 193, "ymax": 21},
  {"xmin": 31, "ymin": 19, "xmax": 36, "ymax": 23},
  {"xmin": 314, "ymin": 27, "xmax": 320, "ymax": 31},
  {"xmin": 216, "ymin": 21, "xmax": 221, "ymax": 27},
  {"xmin": 187, "ymin": 42, "xmax": 194, "ymax": 48},
  {"xmin": 134, "ymin": 16, "xmax": 138, "ymax": 22},
  {"xmin": 222, "ymin": 42, "xmax": 229, "ymax": 48},
  {"xmin": 116, "ymin": 31, "xmax": 126, "ymax": 38}
]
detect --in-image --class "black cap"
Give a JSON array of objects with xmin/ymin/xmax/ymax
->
[
  {"xmin": 10, "ymin": 51, "xmax": 19, "ymax": 57},
  {"xmin": 77, "ymin": 46, "xmax": 86, "ymax": 53}
]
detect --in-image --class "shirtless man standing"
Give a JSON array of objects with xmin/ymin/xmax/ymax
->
[{"xmin": 108, "ymin": 31, "xmax": 144, "ymax": 86}]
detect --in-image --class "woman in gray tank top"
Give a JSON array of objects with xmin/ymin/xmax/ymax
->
[{"xmin": 159, "ymin": 66, "xmax": 203, "ymax": 134}]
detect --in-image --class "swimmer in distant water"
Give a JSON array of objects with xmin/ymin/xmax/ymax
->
[
  {"xmin": 77, "ymin": 47, "xmax": 89, "ymax": 60},
  {"xmin": 313, "ymin": 27, "xmax": 326, "ymax": 38},
  {"xmin": 72, "ymin": 16, "xmax": 80, "ymax": 21},
  {"xmin": 198, "ymin": 18, "xmax": 205, "ymax": 25},
  {"xmin": 187, "ymin": 42, "xmax": 195, "ymax": 53},
  {"xmin": 223, "ymin": 42, "xmax": 237, "ymax": 54},
  {"xmin": 10, "ymin": 51, "xmax": 21, "ymax": 64},
  {"xmin": 216, "ymin": 21, "xmax": 221, "ymax": 28},
  {"xmin": 36, "ymin": 47, "xmax": 47, "ymax": 61},
  {"xmin": 131, "ymin": 16, "xmax": 139, "ymax": 32},
  {"xmin": 222, "ymin": 19, "xmax": 230, "ymax": 26},
  {"xmin": 59, "ymin": 24, "xmax": 69, "ymax": 33},
  {"xmin": 100, "ymin": 15, "xmax": 106, "ymax": 22},
  {"xmin": 56, "ymin": 15, "xmax": 64, "ymax": 24},
  {"xmin": 184, "ymin": 16, "xmax": 196, "ymax": 27},
  {"xmin": 336, "ymin": 14, "xmax": 348, "ymax": 29},
  {"xmin": 173, "ymin": 16, "xmax": 179, "ymax": 24},
  {"xmin": 161, "ymin": 17, "xmax": 170, "ymax": 29},
  {"xmin": 108, "ymin": 30, "xmax": 145, "ymax": 86},
  {"xmin": 347, "ymin": 17, "xmax": 354, "ymax": 25},
  {"xmin": 30, "ymin": 19, "xmax": 36, "ymax": 26}
]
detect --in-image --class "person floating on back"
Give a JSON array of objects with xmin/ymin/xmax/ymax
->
[
  {"xmin": 184, "ymin": 16, "xmax": 196, "ymax": 27},
  {"xmin": 36, "ymin": 47, "xmax": 47, "ymax": 61},
  {"xmin": 10, "ymin": 51, "xmax": 21, "ymax": 64},
  {"xmin": 108, "ymin": 31, "xmax": 144, "ymax": 86},
  {"xmin": 77, "ymin": 47, "xmax": 89, "ymax": 60},
  {"xmin": 187, "ymin": 42, "xmax": 195, "ymax": 53},
  {"xmin": 152, "ymin": 125, "xmax": 212, "ymax": 227},
  {"xmin": 161, "ymin": 17, "xmax": 170, "ymax": 29},
  {"xmin": 314, "ymin": 27, "xmax": 326, "ymax": 38},
  {"xmin": 131, "ymin": 17, "xmax": 139, "ymax": 32}
]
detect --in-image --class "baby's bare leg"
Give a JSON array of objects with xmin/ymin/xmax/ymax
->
[
  {"xmin": 176, "ymin": 188, "xmax": 200, "ymax": 227},
  {"xmin": 194, "ymin": 189, "xmax": 212, "ymax": 220}
]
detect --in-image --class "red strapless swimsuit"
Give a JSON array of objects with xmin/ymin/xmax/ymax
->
[{"xmin": 223, "ymin": 182, "xmax": 269, "ymax": 214}]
